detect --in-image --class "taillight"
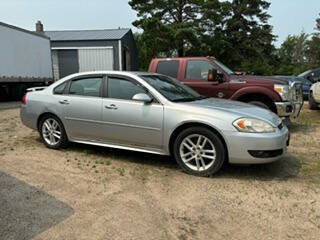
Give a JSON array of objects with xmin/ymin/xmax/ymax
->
[{"xmin": 22, "ymin": 93, "xmax": 27, "ymax": 105}]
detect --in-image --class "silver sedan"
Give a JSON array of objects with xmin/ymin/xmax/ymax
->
[{"xmin": 21, "ymin": 71, "xmax": 290, "ymax": 176}]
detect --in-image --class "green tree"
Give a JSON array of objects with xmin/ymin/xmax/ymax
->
[
  {"xmin": 306, "ymin": 13, "xmax": 320, "ymax": 67},
  {"xmin": 193, "ymin": 0, "xmax": 277, "ymax": 74},
  {"xmin": 316, "ymin": 13, "xmax": 320, "ymax": 32},
  {"xmin": 134, "ymin": 32, "xmax": 158, "ymax": 71},
  {"xmin": 129, "ymin": 0, "xmax": 202, "ymax": 57},
  {"xmin": 130, "ymin": 0, "xmax": 278, "ymax": 75},
  {"xmin": 277, "ymin": 33, "xmax": 310, "ymax": 75}
]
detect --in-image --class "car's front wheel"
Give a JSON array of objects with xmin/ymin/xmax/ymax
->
[
  {"xmin": 39, "ymin": 115, "xmax": 68, "ymax": 149},
  {"xmin": 173, "ymin": 127, "xmax": 226, "ymax": 177}
]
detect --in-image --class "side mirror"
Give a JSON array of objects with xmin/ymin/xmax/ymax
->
[
  {"xmin": 208, "ymin": 69, "xmax": 217, "ymax": 82},
  {"xmin": 132, "ymin": 93, "xmax": 153, "ymax": 104}
]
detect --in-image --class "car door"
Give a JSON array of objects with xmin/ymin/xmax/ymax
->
[
  {"xmin": 56, "ymin": 75, "xmax": 104, "ymax": 141},
  {"xmin": 101, "ymin": 75, "xmax": 164, "ymax": 149},
  {"xmin": 182, "ymin": 60, "xmax": 230, "ymax": 99}
]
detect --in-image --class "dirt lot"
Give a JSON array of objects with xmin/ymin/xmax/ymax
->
[{"xmin": 0, "ymin": 105, "xmax": 320, "ymax": 240}]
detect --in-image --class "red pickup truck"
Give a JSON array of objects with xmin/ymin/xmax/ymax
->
[{"xmin": 149, "ymin": 57, "xmax": 303, "ymax": 118}]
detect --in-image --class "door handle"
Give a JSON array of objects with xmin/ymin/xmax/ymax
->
[
  {"xmin": 105, "ymin": 104, "xmax": 118, "ymax": 110},
  {"xmin": 59, "ymin": 100, "xmax": 69, "ymax": 105}
]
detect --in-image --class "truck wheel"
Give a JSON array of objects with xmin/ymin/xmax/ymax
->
[
  {"xmin": 309, "ymin": 92, "xmax": 319, "ymax": 110},
  {"xmin": 173, "ymin": 127, "xmax": 225, "ymax": 177}
]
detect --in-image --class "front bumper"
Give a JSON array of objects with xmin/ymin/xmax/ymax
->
[
  {"xmin": 275, "ymin": 102, "xmax": 295, "ymax": 117},
  {"xmin": 275, "ymin": 82, "xmax": 304, "ymax": 118},
  {"xmin": 224, "ymin": 125, "xmax": 290, "ymax": 164}
]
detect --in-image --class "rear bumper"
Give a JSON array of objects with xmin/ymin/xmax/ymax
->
[
  {"xmin": 224, "ymin": 126, "xmax": 290, "ymax": 164},
  {"xmin": 20, "ymin": 105, "xmax": 38, "ymax": 130}
]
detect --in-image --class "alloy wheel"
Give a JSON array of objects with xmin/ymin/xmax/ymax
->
[
  {"xmin": 42, "ymin": 118, "xmax": 61, "ymax": 146},
  {"xmin": 179, "ymin": 134, "xmax": 216, "ymax": 172}
]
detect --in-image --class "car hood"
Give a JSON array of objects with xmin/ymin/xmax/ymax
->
[
  {"xmin": 182, "ymin": 98, "xmax": 282, "ymax": 127},
  {"xmin": 231, "ymin": 75, "xmax": 288, "ymax": 85}
]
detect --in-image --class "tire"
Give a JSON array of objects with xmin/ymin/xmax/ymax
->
[
  {"xmin": 309, "ymin": 92, "xmax": 319, "ymax": 110},
  {"xmin": 39, "ymin": 115, "xmax": 68, "ymax": 149},
  {"xmin": 173, "ymin": 127, "xmax": 225, "ymax": 177}
]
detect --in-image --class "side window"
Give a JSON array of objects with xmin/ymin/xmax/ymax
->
[
  {"xmin": 186, "ymin": 61, "xmax": 216, "ymax": 80},
  {"xmin": 156, "ymin": 60, "xmax": 179, "ymax": 78},
  {"xmin": 69, "ymin": 77, "xmax": 102, "ymax": 97},
  {"xmin": 53, "ymin": 82, "xmax": 68, "ymax": 95},
  {"xmin": 107, "ymin": 77, "xmax": 146, "ymax": 100}
]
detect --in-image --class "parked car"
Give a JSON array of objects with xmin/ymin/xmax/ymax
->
[
  {"xmin": 148, "ymin": 57, "xmax": 303, "ymax": 119},
  {"xmin": 299, "ymin": 68, "xmax": 320, "ymax": 83},
  {"xmin": 309, "ymin": 81, "xmax": 320, "ymax": 110},
  {"xmin": 273, "ymin": 76, "xmax": 312, "ymax": 100},
  {"xmin": 20, "ymin": 71, "xmax": 289, "ymax": 176}
]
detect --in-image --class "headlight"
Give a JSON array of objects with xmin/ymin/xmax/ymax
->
[
  {"xmin": 274, "ymin": 84, "xmax": 290, "ymax": 101},
  {"xmin": 233, "ymin": 118, "xmax": 275, "ymax": 133}
]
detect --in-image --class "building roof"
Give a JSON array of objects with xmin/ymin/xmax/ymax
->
[
  {"xmin": 0, "ymin": 21, "xmax": 50, "ymax": 40},
  {"xmin": 45, "ymin": 29, "xmax": 131, "ymax": 41}
]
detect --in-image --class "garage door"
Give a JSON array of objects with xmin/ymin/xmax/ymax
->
[{"xmin": 78, "ymin": 48, "xmax": 114, "ymax": 72}]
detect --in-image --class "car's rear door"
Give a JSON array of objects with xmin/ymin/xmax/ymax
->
[
  {"xmin": 57, "ymin": 75, "xmax": 104, "ymax": 141},
  {"xmin": 101, "ymin": 75, "xmax": 164, "ymax": 149}
]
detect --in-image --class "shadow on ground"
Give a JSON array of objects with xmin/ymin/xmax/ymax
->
[
  {"xmin": 0, "ymin": 172, "xmax": 74, "ymax": 240},
  {"xmin": 217, "ymin": 154, "xmax": 301, "ymax": 181},
  {"xmin": 65, "ymin": 142, "xmax": 301, "ymax": 182},
  {"xmin": 288, "ymin": 122, "xmax": 311, "ymax": 133}
]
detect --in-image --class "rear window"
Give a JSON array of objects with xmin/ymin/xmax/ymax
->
[{"xmin": 156, "ymin": 60, "xmax": 179, "ymax": 78}]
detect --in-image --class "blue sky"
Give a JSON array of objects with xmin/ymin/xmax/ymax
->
[{"xmin": 1, "ymin": 0, "xmax": 319, "ymax": 47}]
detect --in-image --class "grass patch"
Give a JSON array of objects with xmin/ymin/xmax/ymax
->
[
  {"xmin": 83, "ymin": 149, "xmax": 94, "ymax": 155},
  {"xmin": 118, "ymin": 168, "xmax": 125, "ymax": 176}
]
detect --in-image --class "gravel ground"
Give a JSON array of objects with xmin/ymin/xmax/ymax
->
[{"xmin": 0, "ymin": 107, "xmax": 320, "ymax": 240}]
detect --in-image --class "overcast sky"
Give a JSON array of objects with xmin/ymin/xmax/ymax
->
[{"xmin": 1, "ymin": 0, "xmax": 319, "ymax": 47}]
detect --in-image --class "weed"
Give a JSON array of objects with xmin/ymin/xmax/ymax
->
[
  {"xmin": 142, "ymin": 176, "xmax": 148, "ymax": 184},
  {"xmin": 105, "ymin": 160, "xmax": 111, "ymax": 166},
  {"xmin": 118, "ymin": 168, "xmax": 125, "ymax": 176},
  {"xmin": 83, "ymin": 149, "xmax": 94, "ymax": 155}
]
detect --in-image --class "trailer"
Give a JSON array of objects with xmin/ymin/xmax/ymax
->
[{"xmin": 0, "ymin": 22, "xmax": 53, "ymax": 101}]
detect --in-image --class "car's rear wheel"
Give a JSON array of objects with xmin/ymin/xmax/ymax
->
[
  {"xmin": 173, "ymin": 127, "xmax": 225, "ymax": 177},
  {"xmin": 39, "ymin": 115, "xmax": 68, "ymax": 149},
  {"xmin": 309, "ymin": 92, "xmax": 319, "ymax": 110}
]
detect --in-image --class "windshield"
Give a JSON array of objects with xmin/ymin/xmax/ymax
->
[
  {"xmin": 140, "ymin": 74, "xmax": 205, "ymax": 102},
  {"xmin": 298, "ymin": 70, "xmax": 311, "ymax": 78},
  {"xmin": 214, "ymin": 60, "xmax": 234, "ymax": 75}
]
